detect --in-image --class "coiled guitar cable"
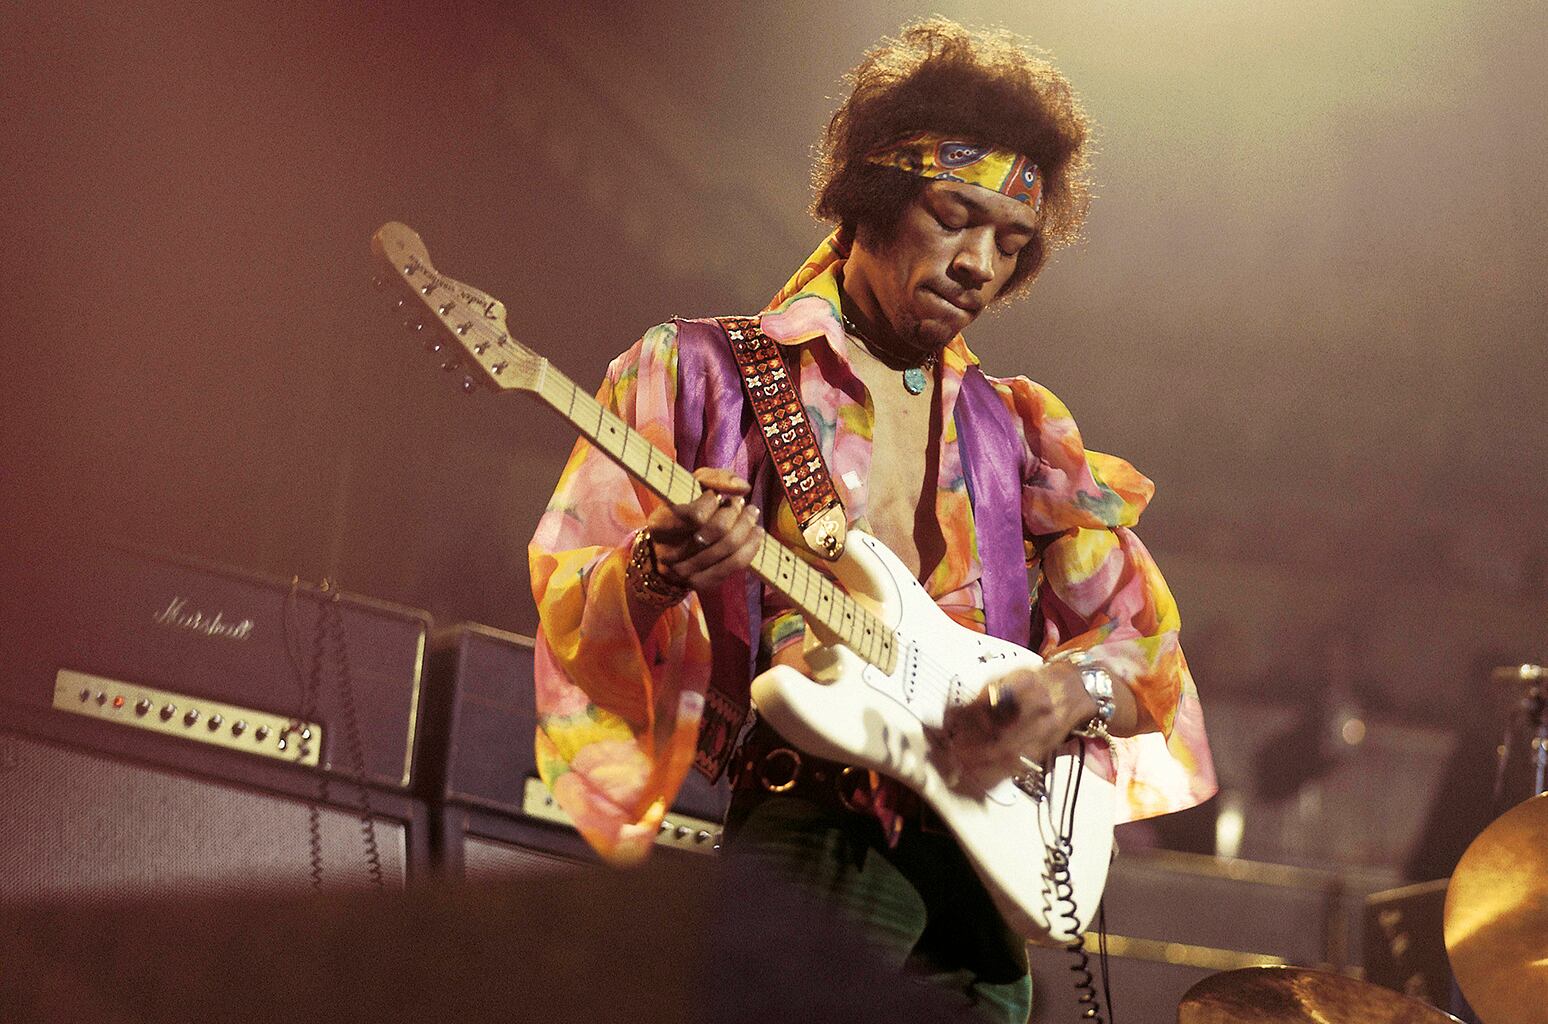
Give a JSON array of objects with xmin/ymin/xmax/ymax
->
[
  {"xmin": 1047, "ymin": 739, "xmax": 1112, "ymax": 1022},
  {"xmin": 286, "ymin": 579, "xmax": 385, "ymax": 892}
]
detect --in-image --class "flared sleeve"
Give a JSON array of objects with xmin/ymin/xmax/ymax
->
[
  {"xmin": 1001, "ymin": 375, "xmax": 1217, "ymax": 822},
  {"xmin": 528, "ymin": 322, "xmax": 714, "ymax": 863}
]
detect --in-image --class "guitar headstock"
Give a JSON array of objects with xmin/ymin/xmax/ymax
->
[{"xmin": 371, "ymin": 221, "xmax": 544, "ymax": 394}]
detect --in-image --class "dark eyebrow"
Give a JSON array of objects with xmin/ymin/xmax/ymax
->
[{"xmin": 938, "ymin": 187, "xmax": 1038, "ymax": 234}]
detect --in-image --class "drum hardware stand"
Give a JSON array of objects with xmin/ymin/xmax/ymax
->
[{"xmin": 1491, "ymin": 663, "xmax": 1547, "ymax": 804}]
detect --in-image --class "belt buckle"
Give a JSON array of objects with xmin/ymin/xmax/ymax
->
[{"xmin": 759, "ymin": 747, "xmax": 803, "ymax": 793}]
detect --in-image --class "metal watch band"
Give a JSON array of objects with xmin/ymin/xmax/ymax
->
[{"xmin": 1064, "ymin": 650, "xmax": 1115, "ymax": 741}]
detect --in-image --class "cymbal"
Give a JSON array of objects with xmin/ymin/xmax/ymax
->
[
  {"xmin": 1178, "ymin": 966, "xmax": 1461, "ymax": 1023},
  {"xmin": 1445, "ymin": 790, "xmax": 1548, "ymax": 1024}
]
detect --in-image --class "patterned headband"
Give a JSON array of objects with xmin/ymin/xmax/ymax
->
[{"xmin": 865, "ymin": 132, "xmax": 1042, "ymax": 212}]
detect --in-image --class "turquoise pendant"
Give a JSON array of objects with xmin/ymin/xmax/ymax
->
[{"xmin": 903, "ymin": 366, "xmax": 929, "ymax": 395}]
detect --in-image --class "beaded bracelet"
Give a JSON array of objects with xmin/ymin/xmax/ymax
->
[{"xmin": 626, "ymin": 529, "xmax": 691, "ymax": 609}]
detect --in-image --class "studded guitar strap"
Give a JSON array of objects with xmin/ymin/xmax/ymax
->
[
  {"xmin": 689, "ymin": 315, "xmax": 847, "ymax": 780},
  {"xmin": 716, "ymin": 315, "xmax": 847, "ymax": 562}
]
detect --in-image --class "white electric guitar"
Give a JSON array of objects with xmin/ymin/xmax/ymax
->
[{"xmin": 372, "ymin": 222, "xmax": 1116, "ymax": 944}]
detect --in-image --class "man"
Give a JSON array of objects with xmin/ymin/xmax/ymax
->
[{"xmin": 530, "ymin": 18, "xmax": 1214, "ymax": 1021}]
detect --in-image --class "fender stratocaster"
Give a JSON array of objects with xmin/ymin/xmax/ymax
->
[{"xmin": 370, "ymin": 222, "xmax": 1116, "ymax": 943}]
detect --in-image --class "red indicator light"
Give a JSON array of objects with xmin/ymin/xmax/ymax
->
[{"xmin": 112, "ymin": 696, "xmax": 125, "ymax": 709}]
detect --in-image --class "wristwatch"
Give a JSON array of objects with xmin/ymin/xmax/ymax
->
[{"xmin": 1063, "ymin": 650, "xmax": 1116, "ymax": 742}]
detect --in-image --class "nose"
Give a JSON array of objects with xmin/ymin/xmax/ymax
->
[{"xmin": 949, "ymin": 228, "xmax": 995, "ymax": 288}]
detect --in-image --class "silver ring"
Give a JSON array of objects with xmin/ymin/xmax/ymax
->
[{"xmin": 692, "ymin": 531, "xmax": 711, "ymax": 548}]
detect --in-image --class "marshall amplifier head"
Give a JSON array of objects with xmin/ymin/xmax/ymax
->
[{"xmin": 0, "ymin": 539, "xmax": 431, "ymax": 794}]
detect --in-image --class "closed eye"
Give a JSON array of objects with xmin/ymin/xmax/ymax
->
[
  {"xmin": 998, "ymin": 232, "xmax": 1033, "ymax": 258},
  {"xmin": 934, "ymin": 209, "xmax": 967, "ymax": 232}
]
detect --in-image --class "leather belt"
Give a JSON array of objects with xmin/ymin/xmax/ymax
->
[{"xmin": 731, "ymin": 723, "xmax": 947, "ymax": 834}]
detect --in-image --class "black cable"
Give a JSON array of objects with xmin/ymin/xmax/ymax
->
[
  {"xmin": 1097, "ymin": 901, "xmax": 1114, "ymax": 1019},
  {"xmin": 1050, "ymin": 740, "xmax": 1108, "ymax": 1022},
  {"xmin": 284, "ymin": 579, "xmax": 385, "ymax": 892},
  {"xmin": 322, "ymin": 589, "xmax": 385, "ymax": 890},
  {"xmin": 284, "ymin": 579, "xmax": 328, "ymax": 892}
]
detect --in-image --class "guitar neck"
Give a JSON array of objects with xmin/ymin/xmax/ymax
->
[{"xmin": 530, "ymin": 359, "xmax": 896, "ymax": 672}]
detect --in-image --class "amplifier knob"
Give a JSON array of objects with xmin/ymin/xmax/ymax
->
[
  {"xmin": 78, "ymin": 688, "xmax": 91, "ymax": 702},
  {"xmin": 255, "ymin": 725, "xmax": 271, "ymax": 742},
  {"xmin": 95, "ymin": 692, "xmax": 107, "ymax": 706},
  {"xmin": 183, "ymin": 709, "xmax": 200, "ymax": 726},
  {"xmin": 674, "ymin": 825, "xmax": 690, "ymax": 840},
  {"xmin": 135, "ymin": 698, "xmax": 151, "ymax": 716},
  {"xmin": 231, "ymin": 720, "xmax": 247, "ymax": 737},
  {"xmin": 695, "ymin": 830, "xmax": 712, "ymax": 843},
  {"xmin": 207, "ymin": 713, "xmax": 223, "ymax": 731},
  {"xmin": 160, "ymin": 703, "xmax": 176, "ymax": 721}
]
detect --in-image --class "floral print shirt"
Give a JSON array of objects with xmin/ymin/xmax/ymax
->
[{"xmin": 529, "ymin": 233, "xmax": 1216, "ymax": 864}]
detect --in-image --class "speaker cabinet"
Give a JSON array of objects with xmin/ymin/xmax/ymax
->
[
  {"xmin": 1030, "ymin": 849, "xmax": 1341, "ymax": 1024},
  {"xmin": 0, "ymin": 539, "xmax": 435, "ymax": 902},
  {"xmin": 428, "ymin": 624, "xmax": 730, "ymax": 877},
  {"xmin": 1363, "ymin": 878, "xmax": 1452, "ymax": 1010},
  {"xmin": 0, "ymin": 729, "xmax": 427, "ymax": 904}
]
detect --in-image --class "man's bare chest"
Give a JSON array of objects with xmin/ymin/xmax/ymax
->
[{"xmin": 842, "ymin": 362, "xmax": 943, "ymax": 581}]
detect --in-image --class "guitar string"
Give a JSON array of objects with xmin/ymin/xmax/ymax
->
[
  {"xmin": 403, "ymin": 261, "xmax": 906, "ymax": 676},
  {"xmin": 443, "ymin": 303, "xmax": 1014, "ymax": 709}
]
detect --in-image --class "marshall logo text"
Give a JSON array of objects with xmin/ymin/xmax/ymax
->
[{"xmin": 153, "ymin": 597, "xmax": 255, "ymax": 641}]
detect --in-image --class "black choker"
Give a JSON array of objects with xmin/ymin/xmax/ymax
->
[{"xmin": 840, "ymin": 313, "xmax": 938, "ymax": 395}]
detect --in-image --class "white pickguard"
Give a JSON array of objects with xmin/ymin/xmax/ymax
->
[
  {"xmin": 367, "ymin": 222, "xmax": 1115, "ymax": 943},
  {"xmin": 748, "ymin": 530, "xmax": 1116, "ymax": 945}
]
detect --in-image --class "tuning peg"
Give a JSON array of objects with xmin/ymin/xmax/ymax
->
[
  {"xmin": 440, "ymin": 358, "xmax": 462, "ymax": 373},
  {"xmin": 461, "ymin": 376, "xmax": 480, "ymax": 394}
]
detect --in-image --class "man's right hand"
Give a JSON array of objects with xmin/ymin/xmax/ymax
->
[{"xmin": 645, "ymin": 467, "xmax": 763, "ymax": 593}]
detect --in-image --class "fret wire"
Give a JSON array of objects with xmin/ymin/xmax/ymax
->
[
  {"xmin": 601, "ymin": 410, "xmax": 617, "ymax": 452},
  {"xmin": 619, "ymin": 424, "xmax": 643, "ymax": 473},
  {"xmin": 589, "ymin": 399, "xmax": 606, "ymax": 447},
  {"xmin": 524, "ymin": 359, "xmax": 894, "ymax": 669},
  {"xmin": 614, "ymin": 421, "xmax": 631, "ymax": 465}
]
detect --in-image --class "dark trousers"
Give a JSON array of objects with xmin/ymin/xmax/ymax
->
[{"xmin": 722, "ymin": 789, "xmax": 1033, "ymax": 1024}]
